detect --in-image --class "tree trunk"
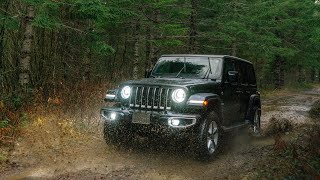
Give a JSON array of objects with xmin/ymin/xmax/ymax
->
[
  {"xmin": 119, "ymin": 33, "xmax": 128, "ymax": 79},
  {"xmin": 133, "ymin": 22, "xmax": 140, "ymax": 79},
  {"xmin": 151, "ymin": 4, "xmax": 160, "ymax": 67},
  {"xmin": 280, "ymin": 59, "xmax": 285, "ymax": 87},
  {"xmin": 274, "ymin": 56, "xmax": 284, "ymax": 89},
  {"xmin": 298, "ymin": 65, "xmax": 302, "ymax": 83},
  {"xmin": 83, "ymin": 50, "xmax": 91, "ymax": 82},
  {"xmin": 0, "ymin": 0, "xmax": 10, "ymax": 71},
  {"xmin": 298, "ymin": 65, "xmax": 306, "ymax": 83},
  {"xmin": 231, "ymin": 42, "xmax": 237, "ymax": 56},
  {"xmin": 189, "ymin": 0, "xmax": 197, "ymax": 53},
  {"xmin": 145, "ymin": 26, "xmax": 151, "ymax": 70},
  {"xmin": 0, "ymin": 0, "xmax": 10, "ymax": 92},
  {"xmin": 145, "ymin": 25, "xmax": 155, "ymax": 70},
  {"xmin": 310, "ymin": 68, "xmax": 315, "ymax": 82},
  {"xmin": 19, "ymin": 5, "xmax": 34, "ymax": 88}
]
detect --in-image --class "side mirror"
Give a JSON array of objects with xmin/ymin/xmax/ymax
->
[
  {"xmin": 228, "ymin": 71, "xmax": 238, "ymax": 83},
  {"xmin": 104, "ymin": 89, "xmax": 118, "ymax": 102},
  {"xmin": 145, "ymin": 68, "xmax": 152, "ymax": 78}
]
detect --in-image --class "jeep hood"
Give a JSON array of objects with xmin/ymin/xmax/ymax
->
[{"xmin": 122, "ymin": 78, "xmax": 219, "ymax": 87}]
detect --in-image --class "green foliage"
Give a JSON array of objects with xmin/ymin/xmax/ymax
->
[
  {"xmin": 0, "ymin": 118, "xmax": 9, "ymax": 128},
  {"xmin": 73, "ymin": 0, "xmax": 108, "ymax": 20},
  {"xmin": 32, "ymin": 1, "xmax": 62, "ymax": 29},
  {"xmin": 310, "ymin": 157, "xmax": 320, "ymax": 174},
  {"xmin": 92, "ymin": 41, "xmax": 115, "ymax": 56},
  {"xmin": 1, "ymin": 0, "xmax": 320, "ymax": 90},
  {"xmin": 0, "ymin": 14, "xmax": 19, "ymax": 30},
  {"xmin": 0, "ymin": 95, "xmax": 19, "ymax": 111}
]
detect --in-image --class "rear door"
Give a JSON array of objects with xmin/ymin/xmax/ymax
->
[
  {"xmin": 221, "ymin": 58, "xmax": 241, "ymax": 126},
  {"xmin": 246, "ymin": 64, "xmax": 258, "ymax": 117},
  {"xmin": 247, "ymin": 64, "xmax": 257, "ymax": 95},
  {"xmin": 235, "ymin": 61, "xmax": 256, "ymax": 122}
]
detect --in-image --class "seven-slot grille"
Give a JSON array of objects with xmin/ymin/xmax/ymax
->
[{"xmin": 129, "ymin": 86, "xmax": 173, "ymax": 111}]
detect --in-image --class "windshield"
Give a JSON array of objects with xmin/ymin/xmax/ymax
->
[{"xmin": 152, "ymin": 57, "xmax": 222, "ymax": 79}]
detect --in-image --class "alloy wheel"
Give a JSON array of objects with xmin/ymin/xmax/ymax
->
[
  {"xmin": 207, "ymin": 121, "xmax": 219, "ymax": 154},
  {"xmin": 253, "ymin": 109, "xmax": 261, "ymax": 133}
]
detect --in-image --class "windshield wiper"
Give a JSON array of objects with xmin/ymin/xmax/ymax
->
[
  {"xmin": 202, "ymin": 68, "xmax": 210, "ymax": 79},
  {"xmin": 203, "ymin": 57, "xmax": 212, "ymax": 79},
  {"xmin": 175, "ymin": 66, "xmax": 185, "ymax": 78},
  {"xmin": 176, "ymin": 57, "xmax": 186, "ymax": 78}
]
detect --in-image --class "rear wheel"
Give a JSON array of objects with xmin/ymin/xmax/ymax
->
[
  {"xmin": 249, "ymin": 108, "xmax": 261, "ymax": 136},
  {"xmin": 196, "ymin": 112, "xmax": 222, "ymax": 159}
]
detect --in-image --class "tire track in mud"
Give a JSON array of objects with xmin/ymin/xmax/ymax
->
[{"xmin": 1, "ymin": 87, "xmax": 320, "ymax": 179}]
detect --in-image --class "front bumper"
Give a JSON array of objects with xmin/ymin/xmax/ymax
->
[{"xmin": 100, "ymin": 107, "xmax": 202, "ymax": 136}]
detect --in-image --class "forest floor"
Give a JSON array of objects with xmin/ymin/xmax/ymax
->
[{"xmin": 0, "ymin": 86, "xmax": 320, "ymax": 179}]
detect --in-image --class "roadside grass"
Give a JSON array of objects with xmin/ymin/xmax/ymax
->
[{"xmin": 0, "ymin": 153, "xmax": 7, "ymax": 163}]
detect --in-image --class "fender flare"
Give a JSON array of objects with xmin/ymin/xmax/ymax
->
[
  {"xmin": 187, "ymin": 93, "xmax": 223, "ymax": 119},
  {"xmin": 247, "ymin": 94, "xmax": 261, "ymax": 119}
]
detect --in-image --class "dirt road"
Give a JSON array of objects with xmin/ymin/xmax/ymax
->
[{"xmin": 1, "ymin": 87, "xmax": 319, "ymax": 179}]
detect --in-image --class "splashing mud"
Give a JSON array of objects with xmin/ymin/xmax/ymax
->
[{"xmin": 1, "ymin": 87, "xmax": 320, "ymax": 179}]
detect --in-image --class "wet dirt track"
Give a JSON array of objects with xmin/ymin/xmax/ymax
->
[{"xmin": 1, "ymin": 87, "xmax": 320, "ymax": 179}]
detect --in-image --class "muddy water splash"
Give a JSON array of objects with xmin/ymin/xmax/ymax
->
[{"xmin": 2, "ymin": 87, "xmax": 320, "ymax": 179}]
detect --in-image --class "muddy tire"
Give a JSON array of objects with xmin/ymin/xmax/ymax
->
[{"xmin": 196, "ymin": 111, "xmax": 222, "ymax": 160}]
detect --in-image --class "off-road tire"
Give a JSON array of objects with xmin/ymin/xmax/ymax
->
[
  {"xmin": 196, "ymin": 111, "xmax": 223, "ymax": 160},
  {"xmin": 249, "ymin": 107, "xmax": 261, "ymax": 136}
]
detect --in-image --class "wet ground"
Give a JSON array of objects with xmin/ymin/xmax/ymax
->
[{"xmin": 1, "ymin": 87, "xmax": 319, "ymax": 179}]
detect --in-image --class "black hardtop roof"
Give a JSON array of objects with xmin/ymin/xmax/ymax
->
[{"xmin": 161, "ymin": 54, "xmax": 252, "ymax": 64}]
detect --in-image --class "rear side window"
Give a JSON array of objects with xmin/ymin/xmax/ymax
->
[
  {"xmin": 247, "ymin": 64, "xmax": 256, "ymax": 85},
  {"xmin": 235, "ymin": 61, "xmax": 248, "ymax": 85},
  {"xmin": 223, "ymin": 58, "xmax": 235, "ymax": 82},
  {"xmin": 235, "ymin": 60, "xmax": 256, "ymax": 85}
]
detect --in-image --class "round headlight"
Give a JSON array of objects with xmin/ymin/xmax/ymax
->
[
  {"xmin": 120, "ymin": 86, "xmax": 131, "ymax": 99},
  {"xmin": 172, "ymin": 89, "xmax": 186, "ymax": 103}
]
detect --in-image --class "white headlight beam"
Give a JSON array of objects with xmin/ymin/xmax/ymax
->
[
  {"xmin": 121, "ymin": 86, "xmax": 131, "ymax": 99},
  {"xmin": 172, "ymin": 89, "xmax": 186, "ymax": 103}
]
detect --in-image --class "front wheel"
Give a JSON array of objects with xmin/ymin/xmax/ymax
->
[{"xmin": 196, "ymin": 112, "xmax": 222, "ymax": 159}]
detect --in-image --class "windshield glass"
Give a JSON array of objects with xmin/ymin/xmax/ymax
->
[{"xmin": 152, "ymin": 57, "xmax": 222, "ymax": 79}]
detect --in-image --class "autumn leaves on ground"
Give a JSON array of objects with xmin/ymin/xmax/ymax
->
[{"xmin": 0, "ymin": 85, "xmax": 319, "ymax": 179}]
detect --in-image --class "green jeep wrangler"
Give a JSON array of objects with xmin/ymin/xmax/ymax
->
[{"xmin": 101, "ymin": 55, "xmax": 261, "ymax": 159}]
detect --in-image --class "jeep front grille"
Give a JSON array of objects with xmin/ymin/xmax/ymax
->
[{"xmin": 129, "ymin": 86, "xmax": 172, "ymax": 111}]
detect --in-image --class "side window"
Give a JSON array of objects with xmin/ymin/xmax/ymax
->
[
  {"xmin": 223, "ymin": 58, "xmax": 235, "ymax": 82},
  {"xmin": 235, "ymin": 61, "xmax": 248, "ymax": 85},
  {"xmin": 247, "ymin": 64, "xmax": 256, "ymax": 85},
  {"xmin": 209, "ymin": 58, "xmax": 223, "ymax": 79}
]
